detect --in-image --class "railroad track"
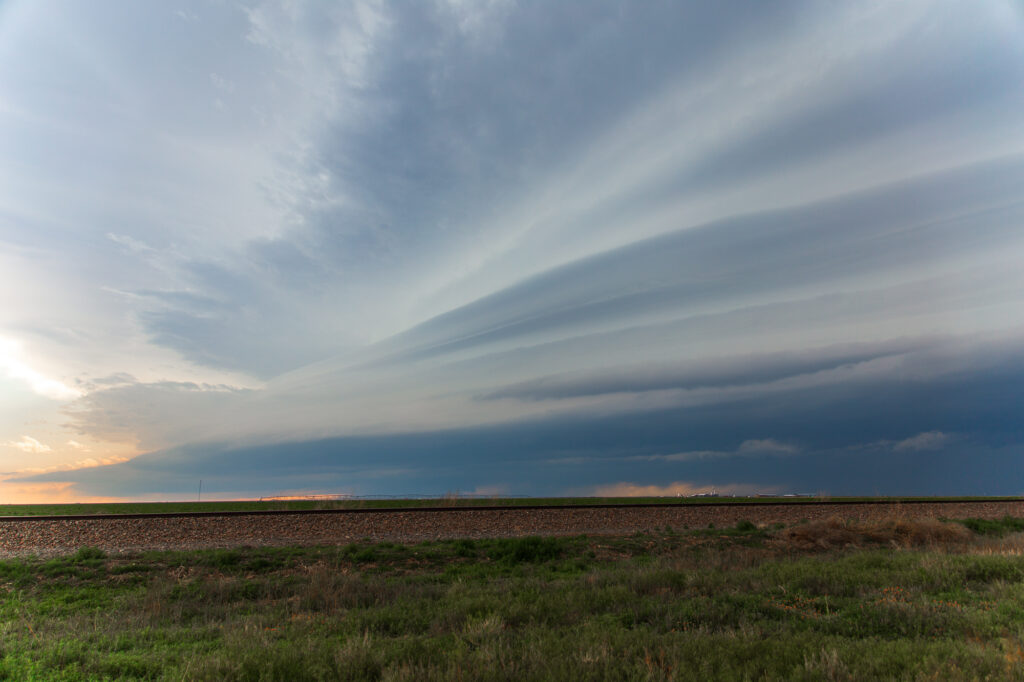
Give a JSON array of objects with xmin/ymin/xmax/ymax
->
[
  {"xmin": 1, "ymin": 497, "xmax": 1022, "ymax": 522},
  {"xmin": 2, "ymin": 499, "xmax": 1022, "ymax": 558}
]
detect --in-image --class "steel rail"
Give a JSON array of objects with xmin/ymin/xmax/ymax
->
[{"xmin": 0, "ymin": 498, "xmax": 1021, "ymax": 522}]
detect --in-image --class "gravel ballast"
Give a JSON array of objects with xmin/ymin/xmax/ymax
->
[{"xmin": 2, "ymin": 501, "xmax": 1023, "ymax": 558}]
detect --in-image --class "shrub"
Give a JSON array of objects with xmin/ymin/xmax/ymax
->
[
  {"xmin": 488, "ymin": 537, "xmax": 563, "ymax": 565},
  {"xmin": 73, "ymin": 546, "xmax": 106, "ymax": 562}
]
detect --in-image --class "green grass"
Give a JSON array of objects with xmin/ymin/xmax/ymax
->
[
  {"xmin": 0, "ymin": 495, "xmax": 1019, "ymax": 517},
  {"xmin": 955, "ymin": 516, "xmax": 1024, "ymax": 537},
  {"xmin": 2, "ymin": 519, "xmax": 1024, "ymax": 679}
]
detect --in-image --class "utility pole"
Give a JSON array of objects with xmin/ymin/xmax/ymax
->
[{"xmin": 198, "ymin": 479, "xmax": 202, "ymax": 502}]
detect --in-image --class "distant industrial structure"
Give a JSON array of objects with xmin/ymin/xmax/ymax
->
[{"xmin": 677, "ymin": 491, "xmax": 816, "ymax": 499}]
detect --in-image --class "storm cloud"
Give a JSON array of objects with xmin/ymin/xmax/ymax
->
[{"xmin": 2, "ymin": 1, "xmax": 1023, "ymax": 499}]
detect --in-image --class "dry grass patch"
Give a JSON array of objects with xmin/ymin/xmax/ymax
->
[
  {"xmin": 970, "ymin": 533, "xmax": 1024, "ymax": 557},
  {"xmin": 775, "ymin": 516, "xmax": 972, "ymax": 550}
]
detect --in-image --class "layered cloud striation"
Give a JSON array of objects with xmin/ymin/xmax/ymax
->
[{"xmin": 3, "ymin": 0, "xmax": 1024, "ymax": 498}]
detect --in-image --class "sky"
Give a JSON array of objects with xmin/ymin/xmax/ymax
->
[{"xmin": 1, "ymin": 1, "xmax": 1024, "ymax": 502}]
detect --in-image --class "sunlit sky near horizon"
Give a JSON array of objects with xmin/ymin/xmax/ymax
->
[{"xmin": 2, "ymin": 1, "xmax": 1024, "ymax": 503}]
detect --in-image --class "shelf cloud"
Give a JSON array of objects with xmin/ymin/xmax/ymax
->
[{"xmin": 2, "ymin": 0, "xmax": 1023, "ymax": 499}]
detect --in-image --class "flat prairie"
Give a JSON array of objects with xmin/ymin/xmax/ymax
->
[{"xmin": 2, "ymin": 515, "xmax": 1024, "ymax": 680}]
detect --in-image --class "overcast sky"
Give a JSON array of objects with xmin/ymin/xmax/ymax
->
[{"xmin": 2, "ymin": 1, "xmax": 1024, "ymax": 502}]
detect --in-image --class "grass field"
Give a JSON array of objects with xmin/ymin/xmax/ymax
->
[
  {"xmin": 2, "ymin": 516, "xmax": 1024, "ymax": 679},
  {"xmin": 0, "ymin": 495, "xmax": 1019, "ymax": 517}
]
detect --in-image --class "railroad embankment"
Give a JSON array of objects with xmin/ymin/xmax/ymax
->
[{"xmin": 3, "ymin": 499, "xmax": 1024, "ymax": 557}]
